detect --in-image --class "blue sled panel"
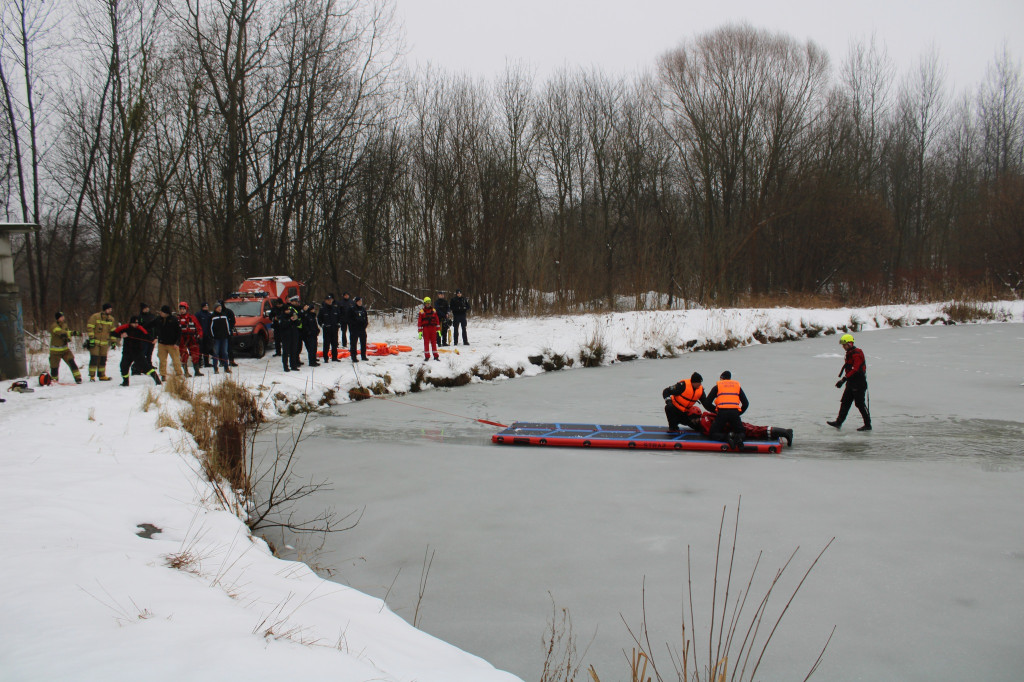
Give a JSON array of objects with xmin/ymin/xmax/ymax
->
[{"xmin": 491, "ymin": 422, "xmax": 783, "ymax": 454}]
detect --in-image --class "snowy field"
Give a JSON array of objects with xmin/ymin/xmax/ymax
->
[{"xmin": 1, "ymin": 301, "xmax": 1022, "ymax": 681}]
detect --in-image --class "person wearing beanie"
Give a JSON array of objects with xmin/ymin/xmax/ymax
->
[
  {"xmin": 662, "ymin": 371, "xmax": 714, "ymax": 431},
  {"xmin": 417, "ymin": 296, "xmax": 440, "ymax": 361},
  {"xmin": 48, "ymin": 312, "xmax": 82, "ymax": 384},
  {"xmin": 155, "ymin": 305, "xmax": 184, "ymax": 379},
  {"xmin": 85, "ymin": 303, "xmax": 118, "ymax": 381},
  {"xmin": 704, "ymin": 370, "xmax": 750, "ymax": 450},
  {"xmin": 139, "ymin": 303, "xmax": 159, "ymax": 371},
  {"xmin": 209, "ymin": 303, "xmax": 233, "ymax": 374},
  {"xmin": 348, "ymin": 296, "xmax": 368, "ymax": 362},
  {"xmin": 112, "ymin": 316, "xmax": 161, "ymax": 387}
]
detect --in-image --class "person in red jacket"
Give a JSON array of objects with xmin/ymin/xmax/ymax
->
[
  {"xmin": 417, "ymin": 297, "xmax": 441, "ymax": 361},
  {"xmin": 177, "ymin": 301, "xmax": 204, "ymax": 378},
  {"xmin": 828, "ymin": 333, "xmax": 871, "ymax": 431}
]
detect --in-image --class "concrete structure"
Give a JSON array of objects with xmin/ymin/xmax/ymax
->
[{"xmin": 0, "ymin": 223, "xmax": 37, "ymax": 380}]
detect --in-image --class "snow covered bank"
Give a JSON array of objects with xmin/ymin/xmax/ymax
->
[{"xmin": 0, "ymin": 300, "xmax": 1020, "ymax": 680}]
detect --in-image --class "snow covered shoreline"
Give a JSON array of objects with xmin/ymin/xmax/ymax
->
[{"xmin": 1, "ymin": 301, "xmax": 1020, "ymax": 680}]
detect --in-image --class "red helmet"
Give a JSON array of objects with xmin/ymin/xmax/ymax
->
[{"xmin": 178, "ymin": 301, "xmax": 189, "ymax": 310}]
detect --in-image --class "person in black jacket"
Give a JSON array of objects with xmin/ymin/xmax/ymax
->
[
  {"xmin": 222, "ymin": 300, "xmax": 238, "ymax": 366},
  {"xmin": 139, "ymin": 303, "xmax": 158, "ymax": 372},
  {"xmin": 271, "ymin": 298, "xmax": 284, "ymax": 356},
  {"xmin": 276, "ymin": 297, "xmax": 303, "ymax": 372},
  {"xmin": 348, "ymin": 296, "xmax": 368, "ymax": 362},
  {"xmin": 450, "ymin": 289, "xmax": 470, "ymax": 345},
  {"xmin": 317, "ymin": 294, "xmax": 341, "ymax": 361},
  {"xmin": 434, "ymin": 292, "xmax": 452, "ymax": 346},
  {"xmin": 113, "ymin": 317, "xmax": 161, "ymax": 386},
  {"xmin": 301, "ymin": 303, "xmax": 320, "ymax": 366},
  {"xmin": 209, "ymin": 303, "xmax": 233, "ymax": 374},
  {"xmin": 196, "ymin": 302, "xmax": 214, "ymax": 367},
  {"xmin": 155, "ymin": 305, "xmax": 184, "ymax": 379},
  {"xmin": 338, "ymin": 292, "xmax": 353, "ymax": 347}
]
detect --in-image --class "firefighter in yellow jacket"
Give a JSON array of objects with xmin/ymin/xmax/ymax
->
[
  {"xmin": 85, "ymin": 302, "xmax": 117, "ymax": 381},
  {"xmin": 49, "ymin": 312, "xmax": 82, "ymax": 384}
]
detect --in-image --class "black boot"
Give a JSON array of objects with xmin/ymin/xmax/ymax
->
[
  {"xmin": 827, "ymin": 420, "xmax": 842, "ymax": 429},
  {"xmin": 192, "ymin": 363, "xmax": 204, "ymax": 377},
  {"xmin": 121, "ymin": 378, "xmax": 129, "ymax": 387},
  {"xmin": 776, "ymin": 428, "xmax": 794, "ymax": 446},
  {"xmin": 151, "ymin": 372, "xmax": 162, "ymax": 386},
  {"xmin": 857, "ymin": 424, "xmax": 872, "ymax": 431}
]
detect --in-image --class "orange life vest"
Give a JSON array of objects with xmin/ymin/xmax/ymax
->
[
  {"xmin": 714, "ymin": 379, "xmax": 742, "ymax": 410},
  {"xmin": 671, "ymin": 380, "xmax": 704, "ymax": 413}
]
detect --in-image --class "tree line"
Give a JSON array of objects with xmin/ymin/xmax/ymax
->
[{"xmin": 3, "ymin": 0, "xmax": 1022, "ymax": 325}]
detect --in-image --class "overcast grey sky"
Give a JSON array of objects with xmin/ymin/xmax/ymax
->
[{"xmin": 395, "ymin": 0, "xmax": 1023, "ymax": 92}]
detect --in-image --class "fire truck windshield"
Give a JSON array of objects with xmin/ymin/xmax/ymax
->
[{"xmin": 226, "ymin": 300, "xmax": 263, "ymax": 317}]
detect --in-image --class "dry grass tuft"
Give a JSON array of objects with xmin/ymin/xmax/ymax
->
[
  {"xmin": 174, "ymin": 379, "xmax": 262, "ymax": 494},
  {"xmin": 140, "ymin": 387, "xmax": 161, "ymax": 413},
  {"xmin": 942, "ymin": 300, "xmax": 998, "ymax": 323},
  {"xmin": 578, "ymin": 327, "xmax": 608, "ymax": 368},
  {"xmin": 155, "ymin": 410, "xmax": 177, "ymax": 430}
]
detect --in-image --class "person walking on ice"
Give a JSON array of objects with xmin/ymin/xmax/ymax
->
[{"xmin": 828, "ymin": 333, "xmax": 871, "ymax": 431}]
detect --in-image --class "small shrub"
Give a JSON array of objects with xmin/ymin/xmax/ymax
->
[
  {"xmin": 578, "ymin": 327, "xmax": 607, "ymax": 368},
  {"xmin": 348, "ymin": 387, "xmax": 372, "ymax": 401},
  {"xmin": 155, "ymin": 410, "xmax": 177, "ymax": 430},
  {"xmin": 318, "ymin": 388, "xmax": 337, "ymax": 406},
  {"xmin": 427, "ymin": 372, "xmax": 473, "ymax": 387},
  {"xmin": 409, "ymin": 366, "xmax": 427, "ymax": 393},
  {"xmin": 942, "ymin": 301, "xmax": 997, "ymax": 323}
]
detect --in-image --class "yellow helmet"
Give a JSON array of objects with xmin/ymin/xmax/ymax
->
[
  {"xmin": 423, "ymin": 296, "xmax": 432, "ymax": 304},
  {"xmin": 840, "ymin": 334, "xmax": 855, "ymax": 344}
]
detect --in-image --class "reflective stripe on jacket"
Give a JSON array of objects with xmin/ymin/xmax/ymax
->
[
  {"xmin": 714, "ymin": 379, "xmax": 743, "ymax": 410},
  {"xmin": 86, "ymin": 312, "xmax": 116, "ymax": 343},
  {"xmin": 50, "ymin": 323, "xmax": 72, "ymax": 352},
  {"xmin": 671, "ymin": 380, "xmax": 704, "ymax": 413}
]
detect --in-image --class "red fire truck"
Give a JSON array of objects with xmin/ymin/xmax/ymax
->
[{"xmin": 224, "ymin": 276, "xmax": 303, "ymax": 357}]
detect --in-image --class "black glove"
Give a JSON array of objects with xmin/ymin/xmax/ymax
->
[
  {"xmin": 835, "ymin": 379, "xmax": 845, "ymax": 388},
  {"xmin": 662, "ymin": 387, "xmax": 672, "ymax": 399}
]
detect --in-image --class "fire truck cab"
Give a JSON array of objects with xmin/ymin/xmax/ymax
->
[{"xmin": 224, "ymin": 276, "xmax": 303, "ymax": 358}]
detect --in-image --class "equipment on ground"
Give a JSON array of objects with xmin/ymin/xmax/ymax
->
[
  {"xmin": 492, "ymin": 422, "xmax": 785, "ymax": 454},
  {"xmin": 7, "ymin": 380, "xmax": 33, "ymax": 393},
  {"xmin": 38, "ymin": 373, "xmax": 52, "ymax": 387}
]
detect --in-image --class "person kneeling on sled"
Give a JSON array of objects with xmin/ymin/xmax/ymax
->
[
  {"xmin": 663, "ymin": 371, "xmax": 715, "ymax": 431},
  {"xmin": 113, "ymin": 317, "xmax": 161, "ymax": 386},
  {"xmin": 418, "ymin": 297, "xmax": 441, "ymax": 361},
  {"xmin": 704, "ymin": 370, "xmax": 749, "ymax": 450}
]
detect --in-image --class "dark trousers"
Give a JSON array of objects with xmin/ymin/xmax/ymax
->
[
  {"xmin": 665, "ymin": 403, "xmax": 701, "ymax": 431},
  {"xmin": 709, "ymin": 409, "xmax": 744, "ymax": 442},
  {"xmin": 453, "ymin": 317, "xmax": 468, "ymax": 344},
  {"xmin": 303, "ymin": 334, "xmax": 319, "ymax": 364},
  {"xmin": 283, "ymin": 328, "xmax": 301, "ymax": 370},
  {"xmin": 120, "ymin": 350, "xmax": 155, "ymax": 379},
  {"xmin": 322, "ymin": 326, "xmax": 339, "ymax": 360},
  {"xmin": 340, "ymin": 321, "xmax": 349, "ymax": 346},
  {"xmin": 350, "ymin": 329, "xmax": 367, "ymax": 360},
  {"xmin": 439, "ymin": 319, "xmax": 452, "ymax": 346},
  {"xmin": 200, "ymin": 336, "xmax": 213, "ymax": 366},
  {"xmin": 273, "ymin": 326, "xmax": 282, "ymax": 355},
  {"xmin": 837, "ymin": 384, "xmax": 871, "ymax": 426}
]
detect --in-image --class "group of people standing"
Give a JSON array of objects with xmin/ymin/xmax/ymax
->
[
  {"xmin": 417, "ymin": 290, "xmax": 470, "ymax": 361},
  {"xmin": 270, "ymin": 292, "xmax": 370, "ymax": 372},
  {"xmin": 48, "ymin": 300, "xmax": 239, "ymax": 388}
]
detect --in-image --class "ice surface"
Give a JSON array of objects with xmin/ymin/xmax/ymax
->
[{"xmin": 268, "ymin": 324, "xmax": 1024, "ymax": 681}]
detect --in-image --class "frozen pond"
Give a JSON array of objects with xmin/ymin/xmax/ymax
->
[{"xmin": 266, "ymin": 324, "xmax": 1024, "ymax": 681}]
